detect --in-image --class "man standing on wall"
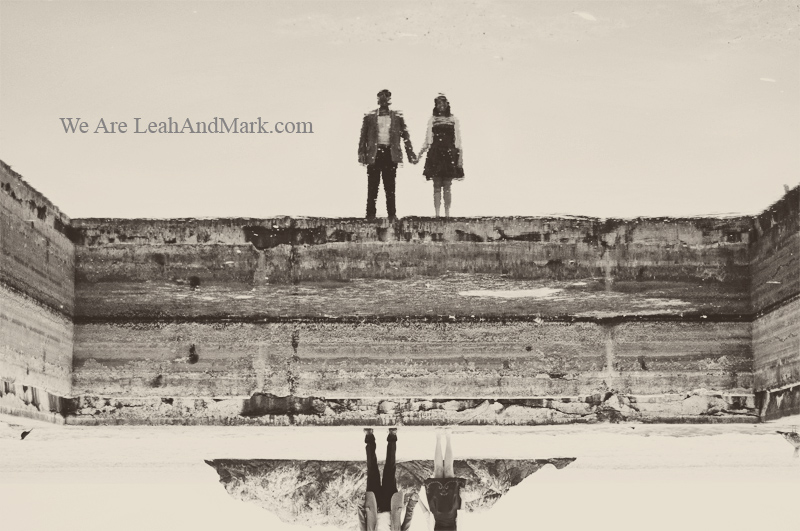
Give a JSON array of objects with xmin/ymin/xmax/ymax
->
[{"xmin": 358, "ymin": 89, "xmax": 416, "ymax": 221}]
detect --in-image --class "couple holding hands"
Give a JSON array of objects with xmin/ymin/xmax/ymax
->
[
  {"xmin": 358, "ymin": 90, "xmax": 464, "ymax": 220},
  {"xmin": 359, "ymin": 427, "xmax": 464, "ymax": 531}
]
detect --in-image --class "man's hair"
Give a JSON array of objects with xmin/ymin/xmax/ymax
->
[{"xmin": 377, "ymin": 89, "xmax": 392, "ymax": 98}]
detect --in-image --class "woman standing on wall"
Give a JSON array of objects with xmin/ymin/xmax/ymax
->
[
  {"xmin": 416, "ymin": 429, "xmax": 466, "ymax": 530},
  {"xmin": 417, "ymin": 95, "xmax": 464, "ymax": 218}
]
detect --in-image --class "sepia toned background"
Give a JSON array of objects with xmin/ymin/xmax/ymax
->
[
  {"xmin": 1, "ymin": 1, "xmax": 799, "ymax": 530},
  {"xmin": 1, "ymin": 0, "xmax": 798, "ymax": 219}
]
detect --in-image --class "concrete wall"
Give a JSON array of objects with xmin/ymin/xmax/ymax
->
[
  {"xmin": 0, "ymin": 161, "xmax": 75, "ymax": 421},
  {"xmin": 751, "ymin": 186, "xmax": 800, "ymax": 420},
  {"xmin": 9, "ymin": 157, "xmax": 796, "ymax": 425},
  {"xmin": 72, "ymin": 216, "xmax": 752, "ymax": 286},
  {"xmin": 68, "ymin": 215, "xmax": 756, "ymax": 424}
]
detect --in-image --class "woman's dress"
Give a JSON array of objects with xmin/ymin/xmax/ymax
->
[{"xmin": 423, "ymin": 116, "xmax": 464, "ymax": 181}]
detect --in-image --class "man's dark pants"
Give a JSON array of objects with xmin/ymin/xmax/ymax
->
[
  {"xmin": 366, "ymin": 145, "xmax": 397, "ymax": 219},
  {"xmin": 366, "ymin": 430, "xmax": 398, "ymax": 513}
]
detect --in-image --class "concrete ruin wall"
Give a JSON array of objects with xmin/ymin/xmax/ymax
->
[
  {"xmin": 751, "ymin": 187, "xmax": 800, "ymax": 420},
  {"xmin": 0, "ymin": 161, "xmax": 75, "ymax": 422},
  {"xmin": 3, "ymin": 157, "xmax": 796, "ymax": 425},
  {"xmin": 68, "ymin": 215, "xmax": 757, "ymax": 424}
]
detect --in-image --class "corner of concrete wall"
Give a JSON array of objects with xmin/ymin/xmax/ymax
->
[
  {"xmin": 750, "ymin": 185, "xmax": 800, "ymax": 420},
  {"xmin": 0, "ymin": 160, "xmax": 76, "ymax": 422}
]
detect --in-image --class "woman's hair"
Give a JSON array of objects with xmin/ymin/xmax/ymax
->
[{"xmin": 432, "ymin": 95, "xmax": 451, "ymax": 117}]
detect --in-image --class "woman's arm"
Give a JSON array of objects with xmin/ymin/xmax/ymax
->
[
  {"xmin": 453, "ymin": 116, "xmax": 463, "ymax": 166},
  {"xmin": 418, "ymin": 117, "xmax": 434, "ymax": 158}
]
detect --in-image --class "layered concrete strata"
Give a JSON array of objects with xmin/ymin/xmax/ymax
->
[
  {"xmin": 68, "ymin": 213, "xmax": 756, "ymax": 424},
  {"xmin": 72, "ymin": 320, "xmax": 752, "ymax": 398},
  {"xmin": 2, "ymin": 156, "xmax": 796, "ymax": 424},
  {"xmin": 751, "ymin": 187, "xmax": 800, "ymax": 419},
  {"xmin": 0, "ymin": 161, "xmax": 74, "ymax": 421}
]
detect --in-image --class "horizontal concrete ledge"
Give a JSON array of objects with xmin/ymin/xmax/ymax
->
[
  {"xmin": 63, "ymin": 392, "xmax": 759, "ymax": 426},
  {"xmin": 73, "ymin": 313, "xmax": 755, "ymax": 325},
  {"xmin": 63, "ymin": 415, "xmax": 760, "ymax": 427},
  {"xmin": 70, "ymin": 215, "xmax": 754, "ymax": 250}
]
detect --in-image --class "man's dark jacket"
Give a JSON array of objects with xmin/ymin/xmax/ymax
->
[{"xmin": 358, "ymin": 109, "xmax": 415, "ymax": 165}]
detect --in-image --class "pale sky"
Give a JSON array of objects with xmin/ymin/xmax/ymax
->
[{"xmin": 1, "ymin": 0, "xmax": 797, "ymax": 219}]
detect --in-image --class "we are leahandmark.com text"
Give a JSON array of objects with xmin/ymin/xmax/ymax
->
[{"xmin": 59, "ymin": 117, "xmax": 313, "ymax": 134}]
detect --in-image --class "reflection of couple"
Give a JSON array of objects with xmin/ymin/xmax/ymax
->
[
  {"xmin": 358, "ymin": 90, "xmax": 464, "ymax": 220},
  {"xmin": 359, "ymin": 428, "xmax": 463, "ymax": 531}
]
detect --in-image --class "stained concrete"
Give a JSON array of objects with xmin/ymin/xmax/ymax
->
[
  {"xmin": 751, "ymin": 187, "xmax": 800, "ymax": 401},
  {"xmin": 65, "ymin": 390, "xmax": 758, "ymax": 426},
  {"xmin": 0, "ymin": 162, "xmax": 74, "ymax": 419},
  {"xmin": 65, "ymin": 211, "xmax": 759, "ymax": 423},
  {"xmin": 0, "ymin": 161, "xmax": 74, "ymax": 316},
  {"xmin": 71, "ymin": 318, "xmax": 752, "ymax": 399},
  {"xmin": 2, "ymin": 158, "xmax": 798, "ymax": 425}
]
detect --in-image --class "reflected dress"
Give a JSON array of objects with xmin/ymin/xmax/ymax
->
[{"xmin": 423, "ymin": 477, "xmax": 466, "ymax": 530}]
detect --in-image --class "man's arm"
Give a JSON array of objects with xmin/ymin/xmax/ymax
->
[
  {"xmin": 400, "ymin": 491, "xmax": 419, "ymax": 531},
  {"xmin": 396, "ymin": 114, "xmax": 416, "ymax": 163},
  {"xmin": 358, "ymin": 493, "xmax": 368, "ymax": 531},
  {"xmin": 358, "ymin": 114, "xmax": 370, "ymax": 165}
]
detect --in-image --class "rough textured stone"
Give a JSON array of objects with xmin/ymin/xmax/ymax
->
[
  {"xmin": 0, "ymin": 161, "xmax": 74, "ymax": 315},
  {"xmin": 63, "ymin": 392, "xmax": 757, "ymax": 426},
  {"xmin": 751, "ymin": 187, "xmax": 800, "ymax": 412},
  {"xmin": 4, "ymin": 160, "xmax": 798, "ymax": 425},
  {"xmin": 1, "ymin": 162, "xmax": 74, "ymax": 414}
]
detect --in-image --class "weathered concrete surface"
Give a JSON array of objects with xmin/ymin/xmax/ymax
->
[
  {"xmin": 64, "ymin": 214, "xmax": 757, "ymax": 424},
  {"xmin": 758, "ymin": 382, "xmax": 800, "ymax": 420},
  {"xmin": 65, "ymin": 391, "xmax": 757, "ymax": 426},
  {"xmin": 10, "ymin": 159, "xmax": 793, "ymax": 425},
  {"xmin": 1, "ymin": 284, "xmax": 73, "ymax": 395},
  {"xmin": 751, "ymin": 186, "xmax": 799, "ymax": 313},
  {"xmin": 71, "ymin": 319, "xmax": 752, "ymax": 399},
  {"xmin": 74, "ymin": 276, "xmax": 750, "ymax": 320},
  {"xmin": 753, "ymin": 298, "xmax": 800, "ymax": 391},
  {"xmin": 751, "ymin": 186, "xmax": 799, "ymax": 408},
  {"xmin": 73, "ymin": 216, "xmax": 751, "ymax": 291},
  {"xmin": 1, "ymin": 160, "xmax": 75, "ymax": 316},
  {"xmin": 206, "ymin": 458, "xmax": 575, "ymax": 529},
  {"xmin": 0, "ymin": 162, "xmax": 74, "ymax": 421},
  {"xmin": 0, "ymin": 384, "xmax": 71, "ymax": 424}
]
